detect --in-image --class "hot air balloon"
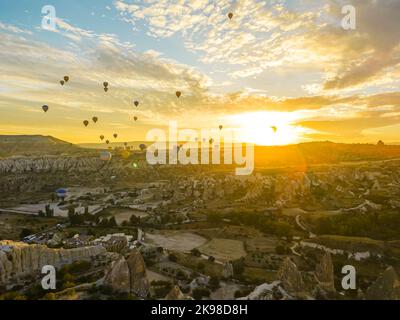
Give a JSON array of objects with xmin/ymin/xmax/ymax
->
[
  {"xmin": 139, "ymin": 143, "xmax": 146, "ymax": 151},
  {"xmin": 124, "ymin": 142, "xmax": 128, "ymax": 147},
  {"xmin": 271, "ymin": 126, "xmax": 277, "ymax": 133},
  {"xmin": 228, "ymin": 12, "xmax": 233, "ymax": 19},
  {"xmin": 56, "ymin": 188, "xmax": 68, "ymax": 200},
  {"xmin": 103, "ymin": 82, "xmax": 109, "ymax": 88},
  {"xmin": 113, "ymin": 133, "xmax": 118, "ymax": 139},
  {"xmin": 64, "ymin": 76, "xmax": 69, "ymax": 82},
  {"xmin": 219, "ymin": 125, "xmax": 223, "ymax": 130},
  {"xmin": 134, "ymin": 101, "xmax": 139, "ymax": 107},
  {"xmin": 176, "ymin": 91, "xmax": 181, "ymax": 98},
  {"xmin": 134, "ymin": 116, "xmax": 138, "ymax": 121},
  {"xmin": 83, "ymin": 120, "xmax": 89, "ymax": 127},
  {"xmin": 104, "ymin": 87, "xmax": 108, "ymax": 92},
  {"xmin": 100, "ymin": 135, "xmax": 105, "ymax": 141},
  {"xmin": 42, "ymin": 105, "xmax": 49, "ymax": 113},
  {"xmin": 92, "ymin": 116, "xmax": 98, "ymax": 123},
  {"xmin": 106, "ymin": 140, "xmax": 110, "ymax": 144},
  {"xmin": 209, "ymin": 138, "xmax": 214, "ymax": 144},
  {"xmin": 121, "ymin": 150, "xmax": 130, "ymax": 159},
  {"xmin": 100, "ymin": 151, "xmax": 112, "ymax": 161},
  {"xmin": 60, "ymin": 80, "xmax": 65, "ymax": 86}
]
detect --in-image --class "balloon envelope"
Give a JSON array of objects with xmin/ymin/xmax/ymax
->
[
  {"xmin": 134, "ymin": 116, "xmax": 138, "ymax": 121},
  {"xmin": 42, "ymin": 105, "xmax": 49, "ymax": 112},
  {"xmin": 100, "ymin": 135, "xmax": 104, "ymax": 140},
  {"xmin": 83, "ymin": 120, "xmax": 89, "ymax": 127},
  {"xmin": 228, "ymin": 12, "xmax": 233, "ymax": 19},
  {"xmin": 103, "ymin": 82, "xmax": 108, "ymax": 87},
  {"xmin": 60, "ymin": 80, "xmax": 64, "ymax": 86},
  {"xmin": 56, "ymin": 188, "xmax": 68, "ymax": 198},
  {"xmin": 64, "ymin": 76, "xmax": 69, "ymax": 82},
  {"xmin": 121, "ymin": 150, "xmax": 131, "ymax": 159},
  {"xmin": 104, "ymin": 87, "xmax": 108, "ymax": 92},
  {"xmin": 100, "ymin": 151, "xmax": 112, "ymax": 161},
  {"xmin": 113, "ymin": 134, "xmax": 118, "ymax": 139},
  {"xmin": 134, "ymin": 101, "xmax": 139, "ymax": 107},
  {"xmin": 176, "ymin": 91, "xmax": 181, "ymax": 98},
  {"xmin": 106, "ymin": 140, "xmax": 110, "ymax": 144},
  {"xmin": 92, "ymin": 117, "xmax": 98, "ymax": 123}
]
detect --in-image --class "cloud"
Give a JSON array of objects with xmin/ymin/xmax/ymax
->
[
  {"xmin": 0, "ymin": 21, "xmax": 32, "ymax": 35},
  {"xmin": 114, "ymin": 0, "xmax": 400, "ymax": 92}
]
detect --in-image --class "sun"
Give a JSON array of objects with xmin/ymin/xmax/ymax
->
[{"xmin": 227, "ymin": 111, "xmax": 305, "ymax": 146}]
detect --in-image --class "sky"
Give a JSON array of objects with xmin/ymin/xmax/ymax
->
[{"xmin": 0, "ymin": 0, "xmax": 400, "ymax": 145}]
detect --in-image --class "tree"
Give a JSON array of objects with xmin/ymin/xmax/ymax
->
[
  {"xmin": 108, "ymin": 216, "xmax": 117, "ymax": 227},
  {"xmin": 209, "ymin": 276, "xmax": 220, "ymax": 290},
  {"xmin": 20, "ymin": 228, "xmax": 33, "ymax": 239},
  {"xmin": 192, "ymin": 288, "xmax": 210, "ymax": 300},
  {"xmin": 191, "ymin": 248, "xmax": 201, "ymax": 257},
  {"xmin": 168, "ymin": 254, "xmax": 178, "ymax": 262}
]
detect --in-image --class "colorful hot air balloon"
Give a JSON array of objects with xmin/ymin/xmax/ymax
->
[
  {"xmin": 121, "ymin": 150, "xmax": 130, "ymax": 159},
  {"xmin": 103, "ymin": 82, "xmax": 108, "ymax": 87},
  {"xmin": 100, "ymin": 151, "xmax": 112, "ymax": 161},
  {"xmin": 176, "ymin": 91, "xmax": 181, "ymax": 98},
  {"xmin": 106, "ymin": 140, "xmax": 110, "ymax": 144},
  {"xmin": 100, "ymin": 135, "xmax": 105, "ymax": 141},
  {"xmin": 219, "ymin": 125, "xmax": 223, "ymax": 130},
  {"xmin": 139, "ymin": 143, "xmax": 146, "ymax": 151},
  {"xmin": 209, "ymin": 138, "xmax": 214, "ymax": 144},
  {"xmin": 134, "ymin": 116, "xmax": 138, "ymax": 121},
  {"xmin": 104, "ymin": 87, "xmax": 108, "ymax": 92},
  {"xmin": 134, "ymin": 101, "xmax": 139, "ymax": 107},
  {"xmin": 92, "ymin": 116, "xmax": 98, "ymax": 123},
  {"xmin": 228, "ymin": 12, "xmax": 233, "ymax": 19},
  {"xmin": 56, "ymin": 188, "xmax": 68, "ymax": 199},
  {"xmin": 113, "ymin": 133, "xmax": 118, "ymax": 139},
  {"xmin": 60, "ymin": 80, "xmax": 65, "ymax": 86},
  {"xmin": 83, "ymin": 120, "xmax": 89, "ymax": 127},
  {"xmin": 42, "ymin": 105, "xmax": 49, "ymax": 113},
  {"xmin": 64, "ymin": 76, "xmax": 69, "ymax": 82}
]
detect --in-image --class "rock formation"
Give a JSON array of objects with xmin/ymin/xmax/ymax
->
[
  {"xmin": 365, "ymin": 266, "xmax": 400, "ymax": 300},
  {"xmin": 104, "ymin": 256, "xmax": 130, "ymax": 293},
  {"xmin": 315, "ymin": 252, "xmax": 335, "ymax": 294},
  {"xmin": 104, "ymin": 248, "xmax": 149, "ymax": 298},
  {"xmin": 165, "ymin": 285, "xmax": 185, "ymax": 300},
  {"xmin": 0, "ymin": 240, "xmax": 105, "ymax": 285},
  {"xmin": 127, "ymin": 248, "xmax": 149, "ymax": 298},
  {"xmin": 277, "ymin": 257, "xmax": 304, "ymax": 296}
]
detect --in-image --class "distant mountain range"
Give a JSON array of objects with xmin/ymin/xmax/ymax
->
[
  {"xmin": 2, "ymin": 135, "xmax": 400, "ymax": 166},
  {"xmin": 0, "ymin": 135, "xmax": 83, "ymax": 157}
]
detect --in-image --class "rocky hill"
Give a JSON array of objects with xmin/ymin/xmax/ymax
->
[
  {"xmin": 0, "ymin": 240, "xmax": 105, "ymax": 286},
  {"xmin": 0, "ymin": 135, "xmax": 84, "ymax": 157}
]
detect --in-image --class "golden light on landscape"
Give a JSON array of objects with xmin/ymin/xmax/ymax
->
[{"xmin": 228, "ymin": 111, "xmax": 306, "ymax": 146}]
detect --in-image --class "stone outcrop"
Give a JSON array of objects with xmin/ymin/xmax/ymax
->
[
  {"xmin": 277, "ymin": 257, "xmax": 304, "ymax": 295},
  {"xmin": 104, "ymin": 248, "xmax": 149, "ymax": 298},
  {"xmin": 365, "ymin": 267, "xmax": 400, "ymax": 300},
  {"xmin": 315, "ymin": 252, "xmax": 335, "ymax": 293},
  {"xmin": 165, "ymin": 285, "xmax": 185, "ymax": 300},
  {"xmin": 127, "ymin": 248, "xmax": 149, "ymax": 298},
  {"xmin": 0, "ymin": 157, "xmax": 106, "ymax": 174},
  {"xmin": 104, "ymin": 256, "xmax": 130, "ymax": 293},
  {"xmin": 237, "ymin": 281, "xmax": 291, "ymax": 300},
  {"xmin": 0, "ymin": 240, "xmax": 105, "ymax": 285}
]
